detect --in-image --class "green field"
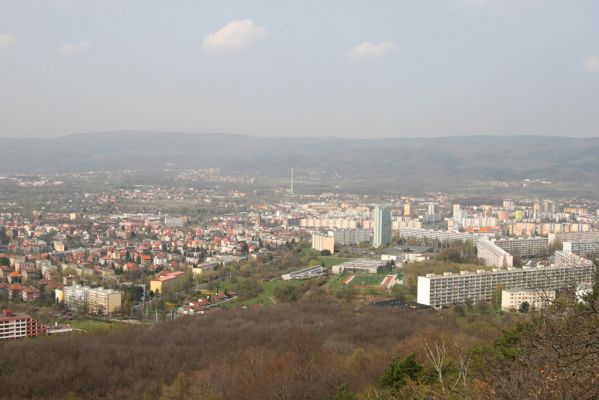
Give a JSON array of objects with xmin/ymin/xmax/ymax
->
[{"xmin": 348, "ymin": 274, "xmax": 390, "ymax": 287}]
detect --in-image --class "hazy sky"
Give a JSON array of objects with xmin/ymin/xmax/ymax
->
[{"xmin": 1, "ymin": 0, "xmax": 598, "ymax": 138}]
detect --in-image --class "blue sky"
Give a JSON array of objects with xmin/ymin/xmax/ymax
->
[{"xmin": 0, "ymin": 0, "xmax": 598, "ymax": 138}]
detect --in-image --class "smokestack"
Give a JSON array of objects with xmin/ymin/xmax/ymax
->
[{"xmin": 290, "ymin": 168, "xmax": 294, "ymax": 195}]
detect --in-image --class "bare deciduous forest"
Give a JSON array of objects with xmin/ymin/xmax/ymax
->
[
  {"xmin": 0, "ymin": 303, "xmax": 502, "ymax": 400},
  {"xmin": 1, "ymin": 288, "xmax": 599, "ymax": 400}
]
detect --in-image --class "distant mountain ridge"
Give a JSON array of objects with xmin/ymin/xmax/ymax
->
[{"xmin": 1, "ymin": 132, "xmax": 598, "ymax": 190}]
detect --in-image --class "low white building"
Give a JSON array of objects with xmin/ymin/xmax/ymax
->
[
  {"xmin": 282, "ymin": 265, "xmax": 328, "ymax": 280},
  {"xmin": 331, "ymin": 259, "xmax": 384, "ymax": 274},
  {"xmin": 501, "ymin": 289, "xmax": 555, "ymax": 311}
]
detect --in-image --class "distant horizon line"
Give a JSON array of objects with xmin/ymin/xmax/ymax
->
[{"xmin": 0, "ymin": 130, "xmax": 598, "ymax": 140}]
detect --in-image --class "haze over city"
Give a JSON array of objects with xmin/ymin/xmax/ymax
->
[{"xmin": 1, "ymin": 0, "xmax": 599, "ymax": 138}]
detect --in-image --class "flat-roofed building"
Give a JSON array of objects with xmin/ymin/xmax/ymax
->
[
  {"xmin": 373, "ymin": 206, "xmax": 392, "ymax": 248},
  {"xmin": 494, "ymin": 237, "xmax": 548, "ymax": 258},
  {"xmin": 554, "ymin": 250, "xmax": 593, "ymax": 267},
  {"xmin": 329, "ymin": 229, "xmax": 370, "ymax": 246},
  {"xmin": 85, "ymin": 287, "xmax": 122, "ymax": 315},
  {"xmin": 0, "ymin": 309, "xmax": 47, "ymax": 340},
  {"xmin": 62, "ymin": 285, "xmax": 122, "ymax": 315},
  {"xmin": 548, "ymin": 231, "xmax": 599, "ymax": 245},
  {"xmin": 282, "ymin": 265, "xmax": 328, "ymax": 280},
  {"xmin": 398, "ymin": 228, "xmax": 475, "ymax": 243},
  {"xmin": 311, "ymin": 233, "xmax": 335, "ymax": 253},
  {"xmin": 417, "ymin": 255, "xmax": 593, "ymax": 308},
  {"xmin": 501, "ymin": 289, "xmax": 555, "ymax": 311},
  {"xmin": 562, "ymin": 240, "xmax": 599, "ymax": 256},
  {"xmin": 331, "ymin": 259, "xmax": 384, "ymax": 274},
  {"xmin": 477, "ymin": 238, "xmax": 513, "ymax": 268}
]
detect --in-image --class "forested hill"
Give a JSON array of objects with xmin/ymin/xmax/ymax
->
[{"xmin": 1, "ymin": 132, "xmax": 599, "ymax": 190}]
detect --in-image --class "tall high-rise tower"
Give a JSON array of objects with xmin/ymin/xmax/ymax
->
[
  {"xmin": 372, "ymin": 205, "xmax": 392, "ymax": 248},
  {"xmin": 290, "ymin": 168, "xmax": 294, "ymax": 194},
  {"xmin": 453, "ymin": 204, "xmax": 462, "ymax": 221}
]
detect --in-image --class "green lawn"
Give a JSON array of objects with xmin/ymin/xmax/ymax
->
[{"xmin": 349, "ymin": 274, "xmax": 389, "ymax": 287}]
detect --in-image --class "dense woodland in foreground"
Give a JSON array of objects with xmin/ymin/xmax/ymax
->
[{"xmin": 2, "ymin": 277, "xmax": 599, "ymax": 400}]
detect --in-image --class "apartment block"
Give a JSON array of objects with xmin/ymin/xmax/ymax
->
[
  {"xmin": 62, "ymin": 285, "xmax": 122, "ymax": 315},
  {"xmin": 476, "ymin": 238, "xmax": 514, "ymax": 268},
  {"xmin": 398, "ymin": 228, "xmax": 475, "ymax": 243},
  {"xmin": 494, "ymin": 237, "xmax": 548, "ymax": 258},
  {"xmin": 311, "ymin": 233, "xmax": 335, "ymax": 253},
  {"xmin": 329, "ymin": 229, "xmax": 370, "ymax": 246},
  {"xmin": 554, "ymin": 250, "xmax": 593, "ymax": 267},
  {"xmin": 417, "ymin": 258, "xmax": 593, "ymax": 308},
  {"xmin": 562, "ymin": 240, "xmax": 599, "ymax": 256},
  {"xmin": 372, "ymin": 206, "xmax": 392, "ymax": 248},
  {"xmin": 548, "ymin": 231, "xmax": 599, "ymax": 245},
  {"xmin": 0, "ymin": 309, "xmax": 47, "ymax": 340}
]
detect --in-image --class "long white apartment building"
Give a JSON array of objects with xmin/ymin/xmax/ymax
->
[
  {"xmin": 562, "ymin": 240, "xmax": 599, "ymax": 256},
  {"xmin": 549, "ymin": 231, "xmax": 599, "ymax": 245},
  {"xmin": 392, "ymin": 218, "xmax": 422, "ymax": 231},
  {"xmin": 476, "ymin": 238, "xmax": 514, "ymax": 268},
  {"xmin": 417, "ymin": 251, "xmax": 594, "ymax": 308},
  {"xmin": 398, "ymin": 228, "xmax": 475, "ymax": 243},
  {"xmin": 301, "ymin": 218, "xmax": 360, "ymax": 229},
  {"xmin": 554, "ymin": 249, "xmax": 593, "ymax": 267},
  {"xmin": 494, "ymin": 237, "xmax": 549, "ymax": 258}
]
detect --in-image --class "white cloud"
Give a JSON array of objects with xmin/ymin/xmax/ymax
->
[
  {"xmin": 58, "ymin": 40, "xmax": 91, "ymax": 55},
  {"xmin": 583, "ymin": 55, "xmax": 599, "ymax": 73},
  {"xmin": 349, "ymin": 41, "xmax": 396, "ymax": 61},
  {"xmin": 202, "ymin": 19, "xmax": 266, "ymax": 52},
  {"xmin": 453, "ymin": 0, "xmax": 498, "ymax": 7},
  {"xmin": 0, "ymin": 33, "xmax": 17, "ymax": 49}
]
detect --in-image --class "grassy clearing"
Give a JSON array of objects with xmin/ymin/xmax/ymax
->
[
  {"xmin": 214, "ymin": 276, "xmax": 307, "ymax": 306},
  {"xmin": 241, "ymin": 279, "xmax": 306, "ymax": 305},
  {"xmin": 67, "ymin": 319, "xmax": 126, "ymax": 333}
]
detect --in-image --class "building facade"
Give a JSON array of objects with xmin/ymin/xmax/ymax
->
[
  {"xmin": 329, "ymin": 229, "xmax": 370, "ymax": 246},
  {"xmin": 494, "ymin": 237, "xmax": 549, "ymax": 258},
  {"xmin": 398, "ymin": 227, "xmax": 475, "ymax": 243},
  {"xmin": 311, "ymin": 233, "xmax": 335, "ymax": 253},
  {"xmin": 501, "ymin": 289, "xmax": 556, "ymax": 311},
  {"xmin": 0, "ymin": 309, "xmax": 47, "ymax": 340},
  {"xmin": 62, "ymin": 285, "xmax": 122, "ymax": 315},
  {"xmin": 417, "ymin": 259, "xmax": 593, "ymax": 308},
  {"xmin": 331, "ymin": 259, "xmax": 385, "ymax": 274},
  {"xmin": 372, "ymin": 206, "xmax": 392, "ymax": 248},
  {"xmin": 477, "ymin": 238, "xmax": 514, "ymax": 268},
  {"xmin": 150, "ymin": 270, "xmax": 187, "ymax": 294},
  {"xmin": 562, "ymin": 240, "xmax": 599, "ymax": 256}
]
